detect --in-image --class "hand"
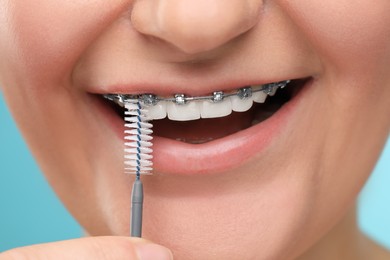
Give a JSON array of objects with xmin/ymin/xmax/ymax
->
[{"xmin": 0, "ymin": 236, "xmax": 173, "ymax": 260}]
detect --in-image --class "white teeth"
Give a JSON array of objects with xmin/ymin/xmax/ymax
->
[
  {"xmin": 230, "ymin": 95, "xmax": 253, "ymax": 112},
  {"xmin": 167, "ymin": 101, "xmax": 201, "ymax": 121},
  {"xmin": 252, "ymin": 90, "xmax": 268, "ymax": 103},
  {"xmin": 106, "ymin": 80, "xmax": 289, "ymax": 121},
  {"xmin": 147, "ymin": 101, "xmax": 167, "ymax": 120},
  {"xmin": 150, "ymin": 98, "xmax": 234, "ymax": 120},
  {"xmin": 145, "ymin": 87, "xmax": 273, "ymax": 121},
  {"xmin": 200, "ymin": 98, "xmax": 232, "ymax": 118}
]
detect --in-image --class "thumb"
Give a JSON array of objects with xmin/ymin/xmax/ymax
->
[{"xmin": 0, "ymin": 236, "xmax": 173, "ymax": 260}]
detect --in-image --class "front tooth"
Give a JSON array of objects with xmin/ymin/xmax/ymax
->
[
  {"xmin": 147, "ymin": 101, "xmax": 167, "ymax": 120},
  {"xmin": 252, "ymin": 90, "xmax": 268, "ymax": 103},
  {"xmin": 200, "ymin": 98, "xmax": 232, "ymax": 118},
  {"xmin": 167, "ymin": 101, "xmax": 201, "ymax": 121},
  {"xmin": 231, "ymin": 95, "xmax": 253, "ymax": 112}
]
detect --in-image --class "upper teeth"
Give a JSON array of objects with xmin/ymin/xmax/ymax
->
[{"xmin": 103, "ymin": 80, "xmax": 290, "ymax": 121}]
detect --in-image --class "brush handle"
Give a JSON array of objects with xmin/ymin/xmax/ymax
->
[{"xmin": 130, "ymin": 179, "xmax": 144, "ymax": 237}]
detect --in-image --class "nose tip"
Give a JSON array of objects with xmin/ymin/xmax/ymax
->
[{"xmin": 131, "ymin": 0, "xmax": 262, "ymax": 54}]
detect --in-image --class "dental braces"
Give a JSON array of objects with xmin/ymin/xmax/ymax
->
[{"xmin": 103, "ymin": 80, "xmax": 290, "ymax": 107}]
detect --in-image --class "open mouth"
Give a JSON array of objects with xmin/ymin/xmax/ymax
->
[{"xmin": 100, "ymin": 78, "xmax": 308, "ymax": 145}]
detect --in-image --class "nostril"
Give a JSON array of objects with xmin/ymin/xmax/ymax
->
[{"xmin": 131, "ymin": 0, "xmax": 262, "ymax": 55}]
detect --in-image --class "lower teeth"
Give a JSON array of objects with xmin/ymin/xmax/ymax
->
[
  {"xmin": 251, "ymin": 119, "xmax": 261, "ymax": 126},
  {"xmin": 175, "ymin": 137, "xmax": 215, "ymax": 144}
]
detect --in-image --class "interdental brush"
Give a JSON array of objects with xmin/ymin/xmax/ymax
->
[{"xmin": 124, "ymin": 100, "xmax": 153, "ymax": 237}]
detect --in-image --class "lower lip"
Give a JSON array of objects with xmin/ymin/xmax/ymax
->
[{"xmin": 93, "ymin": 80, "xmax": 311, "ymax": 175}]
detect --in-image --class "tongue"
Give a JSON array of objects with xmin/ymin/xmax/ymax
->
[{"xmin": 153, "ymin": 111, "xmax": 254, "ymax": 144}]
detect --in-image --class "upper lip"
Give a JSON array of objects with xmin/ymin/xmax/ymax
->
[{"xmin": 85, "ymin": 74, "xmax": 311, "ymax": 97}]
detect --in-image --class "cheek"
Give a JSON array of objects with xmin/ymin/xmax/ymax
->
[
  {"xmin": 1, "ymin": 0, "xmax": 130, "ymax": 85},
  {"xmin": 283, "ymin": 0, "xmax": 390, "ymax": 75},
  {"xmin": 283, "ymin": 0, "xmax": 390, "ymax": 123},
  {"xmin": 290, "ymin": 0, "xmax": 390, "ymax": 177},
  {"xmin": 278, "ymin": 0, "xmax": 390, "ymax": 247}
]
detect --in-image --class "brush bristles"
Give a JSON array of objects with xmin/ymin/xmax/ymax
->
[{"xmin": 124, "ymin": 102, "xmax": 153, "ymax": 176}]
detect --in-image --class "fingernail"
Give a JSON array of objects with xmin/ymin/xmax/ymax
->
[{"xmin": 135, "ymin": 243, "xmax": 173, "ymax": 260}]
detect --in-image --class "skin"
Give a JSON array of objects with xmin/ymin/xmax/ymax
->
[{"xmin": 1, "ymin": 0, "xmax": 390, "ymax": 259}]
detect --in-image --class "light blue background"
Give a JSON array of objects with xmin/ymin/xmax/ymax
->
[{"xmin": 0, "ymin": 93, "xmax": 389, "ymax": 252}]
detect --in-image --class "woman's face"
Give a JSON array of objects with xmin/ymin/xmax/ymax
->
[{"xmin": 1, "ymin": 0, "xmax": 390, "ymax": 259}]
